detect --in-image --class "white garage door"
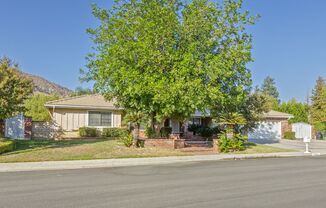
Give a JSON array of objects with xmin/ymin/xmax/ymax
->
[{"xmin": 249, "ymin": 121, "xmax": 282, "ymax": 143}]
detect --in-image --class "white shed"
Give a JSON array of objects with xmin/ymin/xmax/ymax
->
[{"xmin": 292, "ymin": 122, "xmax": 312, "ymax": 139}]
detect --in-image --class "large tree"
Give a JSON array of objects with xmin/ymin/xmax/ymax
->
[
  {"xmin": 24, "ymin": 93, "xmax": 59, "ymax": 121},
  {"xmin": 261, "ymin": 76, "xmax": 280, "ymax": 103},
  {"xmin": 276, "ymin": 98, "xmax": 309, "ymax": 124},
  {"xmin": 310, "ymin": 76, "xmax": 326, "ymax": 131},
  {"xmin": 0, "ymin": 57, "xmax": 33, "ymax": 119},
  {"xmin": 84, "ymin": 0, "xmax": 257, "ymax": 131}
]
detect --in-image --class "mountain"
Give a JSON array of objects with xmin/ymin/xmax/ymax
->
[{"xmin": 21, "ymin": 72, "xmax": 73, "ymax": 97}]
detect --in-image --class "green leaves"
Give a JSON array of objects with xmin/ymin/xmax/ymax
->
[
  {"xmin": 0, "ymin": 57, "xmax": 33, "ymax": 119},
  {"xmin": 85, "ymin": 0, "xmax": 256, "ymax": 125},
  {"xmin": 24, "ymin": 94, "xmax": 59, "ymax": 121},
  {"xmin": 310, "ymin": 76, "xmax": 326, "ymax": 131}
]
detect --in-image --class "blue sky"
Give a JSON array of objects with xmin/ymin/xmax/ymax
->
[{"xmin": 1, "ymin": 0, "xmax": 325, "ymax": 102}]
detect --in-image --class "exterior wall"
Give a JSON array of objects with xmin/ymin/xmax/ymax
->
[
  {"xmin": 281, "ymin": 120, "xmax": 292, "ymax": 139},
  {"xmin": 50, "ymin": 108, "xmax": 123, "ymax": 131}
]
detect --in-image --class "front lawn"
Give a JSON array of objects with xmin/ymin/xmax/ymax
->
[
  {"xmin": 233, "ymin": 143, "xmax": 297, "ymax": 154},
  {"xmin": 0, "ymin": 139, "xmax": 189, "ymax": 163},
  {"xmin": 0, "ymin": 139, "xmax": 296, "ymax": 163}
]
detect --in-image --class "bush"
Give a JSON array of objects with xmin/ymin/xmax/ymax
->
[
  {"xmin": 218, "ymin": 134, "xmax": 247, "ymax": 153},
  {"xmin": 187, "ymin": 124, "xmax": 202, "ymax": 135},
  {"xmin": 136, "ymin": 139, "xmax": 145, "ymax": 148},
  {"xmin": 102, "ymin": 128, "xmax": 129, "ymax": 138},
  {"xmin": 0, "ymin": 139, "xmax": 16, "ymax": 154},
  {"xmin": 120, "ymin": 134, "xmax": 133, "ymax": 147},
  {"xmin": 145, "ymin": 126, "xmax": 156, "ymax": 138},
  {"xmin": 79, "ymin": 127, "xmax": 97, "ymax": 137},
  {"xmin": 211, "ymin": 126, "xmax": 223, "ymax": 135},
  {"xmin": 197, "ymin": 126, "xmax": 213, "ymax": 137},
  {"xmin": 160, "ymin": 127, "xmax": 172, "ymax": 138},
  {"xmin": 284, "ymin": 131, "xmax": 296, "ymax": 140}
]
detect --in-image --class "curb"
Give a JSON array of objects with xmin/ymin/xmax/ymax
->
[{"xmin": 0, "ymin": 152, "xmax": 324, "ymax": 173}]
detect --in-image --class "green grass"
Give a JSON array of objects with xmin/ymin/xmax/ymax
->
[
  {"xmin": 0, "ymin": 139, "xmax": 189, "ymax": 163},
  {"xmin": 232, "ymin": 142, "xmax": 297, "ymax": 154},
  {"xmin": 0, "ymin": 139, "xmax": 296, "ymax": 163}
]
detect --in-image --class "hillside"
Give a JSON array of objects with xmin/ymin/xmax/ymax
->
[{"xmin": 21, "ymin": 72, "xmax": 72, "ymax": 97}]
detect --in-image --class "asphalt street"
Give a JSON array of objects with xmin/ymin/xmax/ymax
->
[{"xmin": 1, "ymin": 157, "xmax": 326, "ymax": 208}]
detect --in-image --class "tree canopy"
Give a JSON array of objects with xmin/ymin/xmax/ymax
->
[
  {"xmin": 310, "ymin": 76, "xmax": 326, "ymax": 131},
  {"xmin": 0, "ymin": 57, "xmax": 33, "ymax": 119},
  {"xmin": 260, "ymin": 76, "xmax": 280, "ymax": 103},
  {"xmin": 276, "ymin": 98, "xmax": 309, "ymax": 124},
  {"xmin": 85, "ymin": 0, "xmax": 257, "ymax": 130},
  {"xmin": 24, "ymin": 93, "xmax": 59, "ymax": 121}
]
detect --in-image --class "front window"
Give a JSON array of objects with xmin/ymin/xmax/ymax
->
[{"xmin": 88, "ymin": 111, "xmax": 112, "ymax": 127}]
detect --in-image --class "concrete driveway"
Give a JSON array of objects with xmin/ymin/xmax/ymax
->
[{"xmin": 266, "ymin": 139, "xmax": 326, "ymax": 153}]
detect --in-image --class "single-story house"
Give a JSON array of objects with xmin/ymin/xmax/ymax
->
[
  {"xmin": 45, "ymin": 95, "xmax": 123, "ymax": 131},
  {"xmin": 248, "ymin": 110, "xmax": 293, "ymax": 143},
  {"xmin": 45, "ymin": 95, "xmax": 293, "ymax": 142}
]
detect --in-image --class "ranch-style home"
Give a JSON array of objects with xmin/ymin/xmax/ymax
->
[{"xmin": 45, "ymin": 94, "xmax": 293, "ymax": 141}]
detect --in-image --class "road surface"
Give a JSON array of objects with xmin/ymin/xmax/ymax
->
[{"xmin": 1, "ymin": 157, "xmax": 326, "ymax": 208}]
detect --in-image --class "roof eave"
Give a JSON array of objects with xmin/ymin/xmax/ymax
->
[{"xmin": 45, "ymin": 104, "xmax": 123, "ymax": 111}]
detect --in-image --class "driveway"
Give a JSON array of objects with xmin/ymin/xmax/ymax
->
[
  {"xmin": 2, "ymin": 157, "xmax": 326, "ymax": 208},
  {"xmin": 266, "ymin": 139, "xmax": 326, "ymax": 153}
]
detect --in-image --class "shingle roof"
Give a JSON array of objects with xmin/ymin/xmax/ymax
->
[
  {"xmin": 263, "ymin": 110, "xmax": 293, "ymax": 119},
  {"xmin": 45, "ymin": 94, "xmax": 122, "ymax": 110}
]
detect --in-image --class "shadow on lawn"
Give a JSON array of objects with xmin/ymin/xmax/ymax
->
[{"xmin": 6, "ymin": 139, "xmax": 115, "ymax": 155}]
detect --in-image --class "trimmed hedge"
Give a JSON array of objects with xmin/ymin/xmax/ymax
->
[
  {"xmin": 0, "ymin": 139, "xmax": 16, "ymax": 154},
  {"xmin": 79, "ymin": 127, "xmax": 98, "ymax": 137},
  {"xmin": 102, "ymin": 128, "xmax": 129, "ymax": 138},
  {"xmin": 284, "ymin": 131, "xmax": 296, "ymax": 140}
]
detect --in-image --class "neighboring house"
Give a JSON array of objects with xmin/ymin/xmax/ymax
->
[
  {"xmin": 248, "ymin": 110, "xmax": 293, "ymax": 143},
  {"xmin": 45, "ymin": 95, "xmax": 123, "ymax": 131}
]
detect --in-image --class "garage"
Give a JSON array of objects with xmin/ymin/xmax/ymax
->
[{"xmin": 249, "ymin": 110, "xmax": 293, "ymax": 143}]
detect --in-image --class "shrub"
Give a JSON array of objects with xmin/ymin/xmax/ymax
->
[
  {"xmin": 211, "ymin": 126, "xmax": 223, "ymax": 135},
  {"xmin": 136, "ymin": 139, "xmax": 145, "ymax": 148},
  {"xmin": 0, "ymin": 139, "xmax": 16, "ymax": 154},
  {"xmin": 284, "ymin": 131, "xmax": 296, "ymax": 140},
  {"xmin": 187, "ymin": 124, "xmax": 202, "ymax": 135},
  {"xmin": 102, "ymin": 128, "xmax": 129, "ymax": 138},
  {"xmin": 218, "ymin": 134, "xmax": 247, "ymax": 153},
  {"xmin": 145, "ymin": 126, "xmax": 157, "ymax": 138},
  {"xmin": 79, "ymin": 127, "xmax": 97, "ymax": 137},
  {"xmin": 160, "ymin": 127, "xmax": 172, "ymax": 138},
  {"xmin": 120, "ymin": 134, "xmax": 133, "ymax": 147},
  {"xmin": 197, "ymin": 126, "xmax": 213, "ymax": 137}
]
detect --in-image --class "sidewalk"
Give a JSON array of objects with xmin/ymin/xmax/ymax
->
[{"xmin": 0, "ymin": 151, "xmax": 323, "ymax": 173}]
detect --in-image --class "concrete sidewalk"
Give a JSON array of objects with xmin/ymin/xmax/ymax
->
[{"xmin": 0, "ymin": 151, "xmax": 323, "ymax": 173}]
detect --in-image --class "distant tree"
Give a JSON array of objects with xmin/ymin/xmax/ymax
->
[
  {"xmin": 0, "ymin": 57, "xmax": 33, "ymax": 119},
  {"xmin": 70, "ymin": 87, "xmax": 94, "ymax": 96},
  {"xmin": 310, "ymin": 76, "xmax": 326, "ymax": 131},
  {"xmin": 24, "ymin": 94, "xmax": 59, "ymax": 121},
  {"xmin": 84, "ymin": 0, "xmax": 258, "ymax": 133},
  {"xmin": 261, "ymin": 76, "xmax": 280, "ymax": 103},
  {"xmin": 276, "ymin": 98, "xmax": 309, "ymax": 124}
]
